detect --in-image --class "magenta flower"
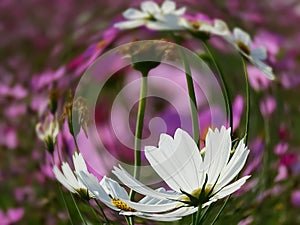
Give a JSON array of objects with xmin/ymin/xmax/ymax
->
[
  {"xmin": 259, "ymin": 95, "xmax": 276, "ymax": 117},
  {"xmin": 291, "ymin": 190, "xmax": 300, "ymax": 207},
  {"xmin": 0, "ymin": 208, "xmax": 24, "ymax": 225}
]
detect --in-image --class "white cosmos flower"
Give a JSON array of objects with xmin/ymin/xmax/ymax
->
[
  {"xmin": 78, "ymin": 172, "xmax": 185, "ymax": 221},
  {"xmin": 181, "ymin": 19, "xmax": 229, "ymax": 36},
  {"xmin": 36, "ymin": 114, "xmax": 59, "ymax": 152},
  {"xmin": 113, "ymin": 126, "xmax": 250, "ymax": 217},
  {"xmin": 114, "ymin": 0, "xmax": 186, "ymax": 30},
  {"xmin": 53, "ymin": 152, "xmax": 94, "ymax": 200},
  {"xmin": 226, "ymin": 28, "xmax": 275, "ymax": 80}
]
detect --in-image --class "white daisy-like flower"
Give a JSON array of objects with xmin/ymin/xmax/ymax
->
[
  {"xmin": 79, "ymin": 172, "xmax": 186, "ymax": 221},
  {"xmin": 113, "ymin": 126, "xmax": 250, "ymax": 217},
  {"xmin": 36, "ymin": 114, "xmax": 59, "ymax": 152},
  {"xmin": 181, "ymin": 19, "xmax": 229, "ymax": 36},
  {"xmin": 114, "ymin": 0, "xmax": 186, "ymax": 30},
  {"xmin": 226, "ymin": 28, "xmax": 275, "ymax": 80},
  {"xmin": 53, "ymin": 152, "xmax": 94, "ymax": 200}
]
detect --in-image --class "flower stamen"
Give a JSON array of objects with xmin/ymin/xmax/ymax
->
[{"xmin": 111, "ymin": 198, "xmax": 136, "ymax": 212}]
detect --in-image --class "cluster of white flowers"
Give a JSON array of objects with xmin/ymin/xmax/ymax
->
[
  {"xmin": 53, "ymin": 126, "xmax": 250, "ymax": 221},
  {"xmin": 114, "ymin": 0, "xmax": 275, "ymax": 80}
]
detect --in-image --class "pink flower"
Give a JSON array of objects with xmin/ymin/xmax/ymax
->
[
  {"xmin": 291, "ymin": 190, "xmax": 300, "ymax": 207},
  {"xmin": 232, "ymin": 95, "xmax": 244, "ymax": 131},
  {"xmin": 260, "ymin": 95, "xmax": 276, "ymax": 117},
  {"xmin": 0, "ymin": 208, "xmax": 24, "ymax": 225},
  {"xmin": 247, "ymin": 66, "xmax": 271, "ymax": 91},
  {"xmin": 275, "ymin": 165, "xmax": 288, "ymax": 182},
  {"xmin": 274, "ymin": 142, "xmax": 288, "ymax": 155}
]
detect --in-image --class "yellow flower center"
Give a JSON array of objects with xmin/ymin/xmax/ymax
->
[
  {"xmin": 179, "ymin": 185, "xmax": 213, "ymax": 206},
  {"xmin": 236, "ymin": 41, "xmax": 251, "ymax": 55},
  {"xmin": 111, "ymin": 198, "xmax": 136, "ymax": 212},
  {"xmin": 190, "ymin": 21, "xmax": 201, "ymax": 29}
]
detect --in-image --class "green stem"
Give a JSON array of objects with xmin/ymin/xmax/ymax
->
[
  {"xmin": 70, "ymin": 193, "xmax": 88, "ymax": 225},
  {"xmin": 58, "ymin": 185, "xmax": 74, "ymax": 225},
  {"xmin": 130, "ymin": 72, "xmax": 148, "ymax": 202},
  {"xmin": 210, "ymin": 195, "xmax": 231, "ymax": 225},
  {"xmin": 170, "ymin": 32, "xmax": 200, "ymax": 145},
  {"xmin": 94, "ymin": 200, "xmax": 110, "ymax": 225},
  {"xmin": 125, "ymin": 216, "xmax": 134, "ymax": 225},
  {"xmin": 194, "ymin": 204, "xmax": 203, "ymax": 225},
  {"xmin": 184, "ymin": 52, "xmax": 201, "ymax": 145},
  {"xmin": 260, "ymin": 117, "xmax": 270, "ymax": 192},
  {"xmin": 241, "ymin": 58, "xmax": 250, "ymax": 144},
  {"xmin": 89, "ymin": 204, "xmax": 103, "ymax": 225},
  {"xmin": 202, "ymin": 41, "xmax": 233, "ymax": 132}
]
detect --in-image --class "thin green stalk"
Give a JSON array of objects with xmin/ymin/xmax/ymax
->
[
  {"xmin": 198, "ymin": 203, "xmax": 213, "ymax": 224},
  {"xmin": 241, "ymin": 58, "xmax": 250, "ymax": 144},
  {"xmin": 202, "ymin": 41, "xmax": 233, "ymax": 132},
  {"xmin": 194, "ymin": 204, "xmax": 203, "ymax": 225},
  {"xmin": 125, "ymin": 216, "xmax": 134, "ymax": 225},
  {"xmin": 130, "ymin": 72, "xmax": 148, "ymax": 202},
  {"xmin": 210, "ymin": 195, "xmax": 231, "ymax": 225},
  {"xmin": 260, "ymin": 117, "xmax": 270, "ymax": 192},
  {"xmin": 95, "ymin": 200, "xmax": 110, "ymax": 225},
  {"xmin": 70, "ymin": 193, "xmax": 88, "ymax": 225},
  {"xmin": 58, "ymin": 185, "xmax": 75, "ymax": 225},
  {"xmin": 170, "ymin": 32, "xmax": 200, "ymax": 144},
  {"xmin": 88, "ymin": 203, "xmax": 103, "ymax": 225},
  {"xmin": 183, "ymin": 52, "xmax": 201, "ymax": 145}
]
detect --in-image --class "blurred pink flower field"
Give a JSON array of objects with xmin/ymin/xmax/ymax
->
[{"xmin": 1, "ymin": 0, "xmax": 300, "ymax": 224}]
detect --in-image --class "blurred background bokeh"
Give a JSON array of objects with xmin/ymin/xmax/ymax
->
[{"xmin": 1, "ymin": 0, "xmax": 300, "ymax": 224}]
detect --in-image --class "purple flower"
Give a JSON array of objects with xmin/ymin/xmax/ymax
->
[
  {"xmin": 0, "ymin": 84, "xmax": 28, "ymax": 100},
  {"xmin": 0, "ymin": 125, "xmax": 18, "ymax": 149},
  {"xmin": 247, "ymin": 65, "xmax": 271, "ymax": 91},
  {"xmin": 260, "ymin": 95, "xmax": 276, "ymax": 117},
  {"xmin": 280, "ymin": 153, "xmax": 298, "ymax": 167},
  {"xmin": 275, "ymin": 165, "xmax": 288, "ymax": 182},
  {"xmin": 291, "ymin": 190, "xmax": 300, "ymax": 207},
  {"xmin": 238, "ymin": 216, "xmax": 253, "ymax": 225},
  {"xmin": 0, "ymin": 208, "xmax": 24, "ymax": 225},
  {"xmin": 232, "ymin": 95, "xmax": 244, "ymax": 131},
  {"xmin": 274, "ymin": 142, "xmax": 288, "ymax": 155}
]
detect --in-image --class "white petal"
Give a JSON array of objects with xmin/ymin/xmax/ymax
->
[
  {"xmin": 234, "ymin": 28, "xmax": 251, "ymax": 46},
  {"xmin": 215, "ymin": 175, "xmax": 250, "ymax": 199},
  {"xmin": 101, "ymin": 176, "xmax": 129, "ymax": 200},
  {"xmin": 124, "ymin": 199, "xmax": 179, "ymax": 213},
  {"xmin": 61, "ymin": 162, "xmax": 81, "ymax": 189},
  {"xmin": 122, "ymin": 211, "xmax": 182, "ymax": 221},
  {"xmin": 73, "ymin": 152, "xmax": 88, "ymax": 174},
  {"xmin": 112, "ymin": 165, "xmax": 180, "ymax": 199},
  {"xmin": 174, "ymin": 7, "xmax": 186, "ymax": 15},
  {"xmin": 156, "ymin": 206, "xmax": 197, "ymax": 217},
  {"xmin": 203, "ymin": 126, "xmax": 231, "ymax": 185},
  {"xmin": 123, "ymin": 8, "xmax": 148, "ymax": 19},
  {"xmin": 251, "ymin": 59, "xmax": 275, "ymax": 80},
  {"xmin": 139, "ymin": 187, "xmax": 176, "ymax": 204},
  {"xmin": 78, "ymin": 172, "xmax": 111, "ymax": 203},
  {"xmin": 149, "ymin": 14, "xmax": 185, "ymax": 30},
  {"xmin": 251, "ymin": 46, "xmax": 267, "ymax": 60},
  {"xmin": 114, "ymin": 20, "xmax": 146, "ymax": 30},
  {"xmin": 212, "ymin": 19, "xmax": 229, "ymax": 36},
  {"xmin": 128, "ymin": 207, "xmax": 196, "ymax": 221},
  {"xmin": 217, "ymin": 139, "xmax": 249, "ymax": 189},
  {"xmin": 202, "ymin": 198, "xmax": 218, "ymax": 208},
  {"xmin": 145, "ymin": 128, "xmax": 202, "ymax": 193},
  {"xmin": 161, "ymin": 0, "xmax": 176, "ymax": 13},
  {"xmin": 141, "ymin": 1, "xmax": 161, "ymax": 14},
  {"xmin": 53, "ymin": 166, "xmax": 75, "ymax": 193}
]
